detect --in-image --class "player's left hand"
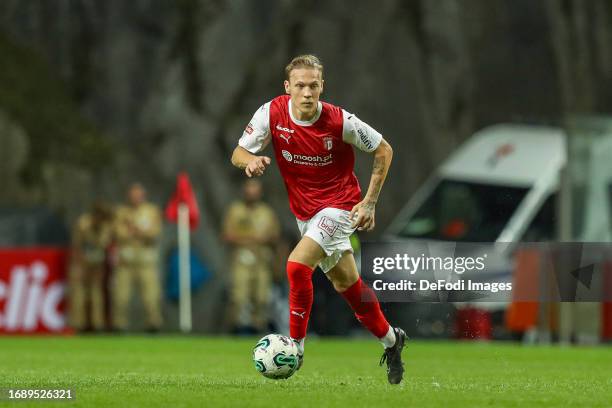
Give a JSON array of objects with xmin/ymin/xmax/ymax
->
[{"xmin": 350, "ymin": 200, "xmax": 376, "ymax": 231}]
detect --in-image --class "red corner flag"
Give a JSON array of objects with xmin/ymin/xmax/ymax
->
[{"xmin": 165, "ymin": 172, "xmax": 200, "ymax": 230}]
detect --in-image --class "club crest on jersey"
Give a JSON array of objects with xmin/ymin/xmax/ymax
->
[
  {"xmin": 323, "ymin": 136, "xmax": 333, "ymax": 151},
  {"xmin": 318, "ymin": 216, "xmax": 339, "ymax": 237}
]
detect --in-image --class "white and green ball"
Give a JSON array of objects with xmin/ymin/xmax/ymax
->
[{"xmin": 252, "ymin": 334, "xmax": 299, "ymax": 379}]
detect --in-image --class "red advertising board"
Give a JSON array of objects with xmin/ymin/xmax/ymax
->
[{"xmin": 0, "ymin": 248, "xmax": 70, "ymax": 334}]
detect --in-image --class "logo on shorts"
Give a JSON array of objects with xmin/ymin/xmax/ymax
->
[
  {"xmin": 318, "ymin": 216, "xmax": 339, "ymax": 237},
  {"xmin": 323, "ymin": 136, "xmax": 333, "ymax": 151},
  {"xmin": 282, "ymin": 150, "xmax": 293, "ymax": 162}
]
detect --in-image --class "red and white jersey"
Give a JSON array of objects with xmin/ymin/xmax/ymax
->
[{"xmin": 239, "ymin": 95, "xmax": 382, "ymax": 221}]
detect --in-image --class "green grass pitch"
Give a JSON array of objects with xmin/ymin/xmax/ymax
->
[{"xmin": 0, "ymin": 336, "xmax": 610, "ymax": 407}]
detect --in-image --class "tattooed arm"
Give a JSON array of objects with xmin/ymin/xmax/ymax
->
[{"xmin": 350, "ymin": 138, "xmax": 393, "ymax": 231}]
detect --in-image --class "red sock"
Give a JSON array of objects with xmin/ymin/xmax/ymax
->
[
  {"xmin": 287, "ymin": 261, "xmax": 314, "ymax": 340},
  {"xmin": 340, "ymin": 278, "xmax": 390, "ymax": 338}
]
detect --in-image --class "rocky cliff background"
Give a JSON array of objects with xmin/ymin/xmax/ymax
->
[{"xmin": 1, "ymin": 0, "xmax": 611, "ymax": 330}]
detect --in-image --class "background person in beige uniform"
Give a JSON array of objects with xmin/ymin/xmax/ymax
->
[
  {"xmin": 223, "ymin": 179, "xmax": 280, "ymax": 333},
  {"xmin": 69, "ymin": 202, "xmax": 114, "ymax": 332},
  {"xmin": 112, "ymin": 183, "xmax": 163, "ymax": 332}
]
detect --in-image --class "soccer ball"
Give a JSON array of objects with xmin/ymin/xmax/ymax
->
[{"xmin": 252, "ymin": 334, "xmax": 299, "ymax": 379}]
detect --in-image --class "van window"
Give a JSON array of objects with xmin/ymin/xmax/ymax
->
[
  {"xmin": 521, "ymin": 194, "xmax": 556, "ymax": 241},
  {"xmin": 397, "ymin": 179, "xmax": 528, "ymax": 242}
]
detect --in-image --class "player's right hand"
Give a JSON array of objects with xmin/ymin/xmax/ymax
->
[{"xmin": 245, "ymin": 156, "xmax": 271, "ymax": 177}]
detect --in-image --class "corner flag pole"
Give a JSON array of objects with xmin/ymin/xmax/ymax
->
[{"xmin": 178, "ymin": 203, "xmax": 192, "ymax": 332}]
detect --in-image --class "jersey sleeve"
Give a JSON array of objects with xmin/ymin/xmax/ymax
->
[
  {"xmin": 238, "ymin": 102, "xmax": 271, "ymax": 153},
  {"xmin": 341, "ymin": 109, "xmax": 383, "ymax": 152}
]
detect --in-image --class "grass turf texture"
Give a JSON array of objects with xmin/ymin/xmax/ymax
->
[{"xmin": 0, "ymin": 336, "xmax": 610, "ymax": 407}]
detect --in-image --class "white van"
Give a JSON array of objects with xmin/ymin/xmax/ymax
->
[
  {"xmin": 384, "ymin": 124, "xmax": 566, "ymax": 245},
  {"xmin": 381, "ymin": 123, "xmax": 612, "ymax": 337}
]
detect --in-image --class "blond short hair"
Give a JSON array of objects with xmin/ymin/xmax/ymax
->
[{"xmin": 284, "ymin": 54, "xmax": 323, "ymax": 80}]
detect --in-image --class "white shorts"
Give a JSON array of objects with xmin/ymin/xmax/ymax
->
[{"xmin": 296, "ymin": 207, "xmax": 356, "ymax": 273}]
